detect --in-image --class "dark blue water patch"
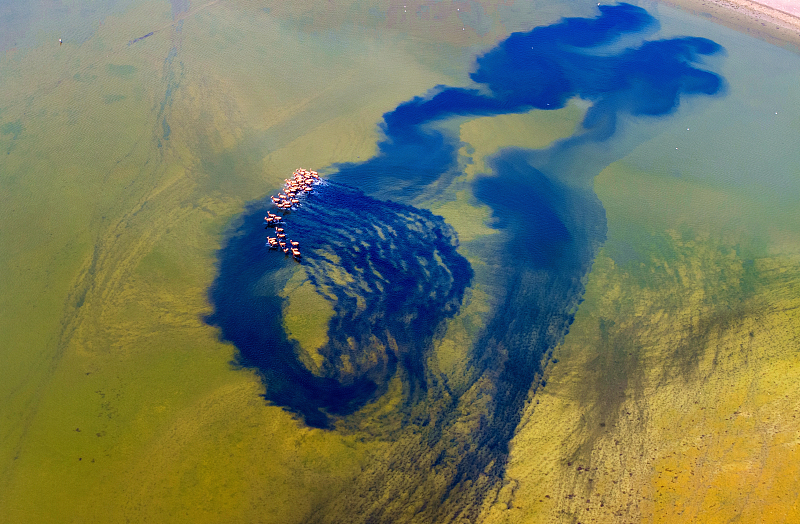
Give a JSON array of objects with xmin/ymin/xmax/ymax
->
[
  {"xmin": 474, "ymin": 149, "xmax": 577, "ymax": 269},
  {"xmin": 330, "ymin": 121, "xmax": 463, "ymax": 201},
  {"xmin": 305, "ymin": 157, "xmax": 609, "ymax": 524},
  {"xmin": 331, "ymin": 3, "xmax": 723, "ymax": 203},
  {"xmin": 295, "ymin": 4, "xmax": 727, "ymax": 522},
  {"xmin": 468, "ymin": 145, "xmax": 608, "ymax": 429},
  {"xmin": 206, "ymin": 4, "xmax": 728, "ymax": 520},
  {"xmin": 205, "ymin": 181, "xmax": 472, "ymax": 428}
]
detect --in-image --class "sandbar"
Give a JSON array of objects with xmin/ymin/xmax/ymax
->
[{"xmin": 659, "ymin": 0, "xmax": 800, "ymax": 50}]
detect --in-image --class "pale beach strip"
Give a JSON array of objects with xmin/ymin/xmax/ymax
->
[{"xmin": 659, "ymin": 0, "xmax": 800, "ymax": 50}]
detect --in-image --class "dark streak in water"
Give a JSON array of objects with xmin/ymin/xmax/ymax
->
[
  {"xmin": 205, "ymin": 3, "xmax": 725, "ymax": 522},
  {"xmin": 127, "ymin": 31, "xmax": 153, "ymax": 46},
  {"xmin": 127, "ymin": 0, "xmax": 188, "ymax": 46}
]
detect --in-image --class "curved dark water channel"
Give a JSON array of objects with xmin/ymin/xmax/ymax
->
[
  {"xmin": 206, "ymin": 181, "xmax": 472, "ymax": 429},
  {"xmin": 206, "ymin": 4, "xmax": 725, "ymax": 521}
]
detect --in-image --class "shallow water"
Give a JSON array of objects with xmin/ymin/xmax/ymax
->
[
  {"xmin": 2, "ymin": 0, "xmax": 800, "ymax": 522},
  {"xmin": 203, "ymin": 5, "xmax": 731, "ymax": 519}
]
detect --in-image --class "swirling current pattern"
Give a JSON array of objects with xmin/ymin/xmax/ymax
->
[
  {"xmin": 206, "ymin": 4, "xmax": 725, "ymax": 522},
  {"xmin": 206, "ymin": 182, "xmax": 471, "ymax": 428}
]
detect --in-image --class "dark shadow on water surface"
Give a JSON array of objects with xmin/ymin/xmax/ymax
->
[{"xmin": 205, "ymin": 3, "xmax": 725, "ymax": 521}]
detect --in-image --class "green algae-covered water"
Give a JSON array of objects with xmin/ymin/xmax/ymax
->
[{"xmin": 1, "ymin": 1, "xmax": 799, "ymax": 522}]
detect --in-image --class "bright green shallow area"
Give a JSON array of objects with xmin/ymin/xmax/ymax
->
[{"xmin": 1, "ymin": 1, "xmax": 799, "ymax": 523}]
